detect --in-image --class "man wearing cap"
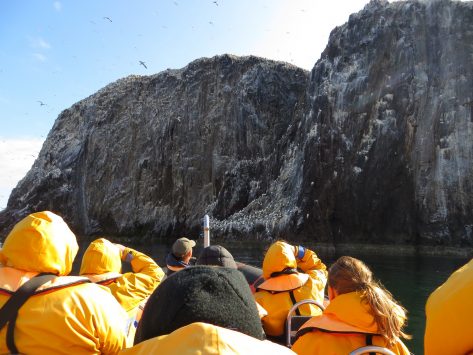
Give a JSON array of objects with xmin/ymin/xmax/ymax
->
[
  {"xmin": 195, "ymin": 245, "xmax": 237, "ymax": 269},
  {"xmin": 165, "ymin": 237, "xmax": 196, "ymax": 276}
]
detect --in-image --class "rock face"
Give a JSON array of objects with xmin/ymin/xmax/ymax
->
[
  {"xmin": 300, "ymin": 0, "xmax": 473, "ymax": 246},
  {"xmin": 1, "ymin": 0, "xmax": 473, "ymax": 247},
  {"xmin": 0, "ymin": 55, "xmax": 309, "ymax": 240}
]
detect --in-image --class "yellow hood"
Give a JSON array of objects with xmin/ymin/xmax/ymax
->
[
  {"xmin": 425, "ymin": 258, "xmax": 473, "ymax": 355},
  {"xmin": 0, "ymin": 211, "xmax": 77, "ymax": 275},
  {"xmin": 262, "ymin": 241, "xmax": 297, "ymax": 279},
  {"xmin": 301, "ymin": 292, "xmax": 378, "ymax": 334},
  {"xmin": 80, "ymin": 238, "xmax": 121, "ymax": 275},
  {"xmin": 120, "ymin": 322, "xmax": 295, "ymax": 355},
  {"xmin": 325, "ymin": 292, "xmax": 378, "ymax": 332}
]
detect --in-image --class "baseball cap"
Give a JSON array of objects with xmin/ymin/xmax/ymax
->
[
  {"xmin": 172, "ymin": 237, "xmax": 196, "ymax": 257},
  {"xmin": 196, "ymin": 245, "xmax": 237, "ymax": 269}
]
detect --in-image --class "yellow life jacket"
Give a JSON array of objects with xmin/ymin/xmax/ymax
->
[
  {"xmin": 254, "ymin": 242, "xmax": 327, "ymax": 337},
  {"xmin": 0, "ymin": 266, "xmax": 128, "ymax": 354},
  {"xmin": 0, "ymin": 267, "xmax": 90, "ymax": 294},
  {"xmin": 292, "ymin": 292, "xmax": 410, "ymax": 355}
]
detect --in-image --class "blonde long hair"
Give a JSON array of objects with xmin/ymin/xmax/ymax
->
[{"xmin": 328, "ymin": 256, "xmax": 411, "ymax": 345}]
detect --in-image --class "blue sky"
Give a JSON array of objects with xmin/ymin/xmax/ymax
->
[{"xmin": 0, "ymin": 0, "xmax": 372, "ymax": 210}]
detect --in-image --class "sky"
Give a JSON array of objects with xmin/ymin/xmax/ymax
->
[{"xmin": 0, "ymin": 0, "xmax": 374, "ymax": 211}]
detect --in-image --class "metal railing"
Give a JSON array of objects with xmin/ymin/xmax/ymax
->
[
  {"xmin": 285, "ymin": 298, "xmax": 325, "ymax": 347},
  {"xmin": 349, "ymin": 345, "xmax": 396, "ymax": 355}
]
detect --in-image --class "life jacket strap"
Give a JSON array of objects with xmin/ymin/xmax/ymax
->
[
  {"xmin": 270, "ymin": 267, "xmax": 298, "ymax": 278},
  {"xmin": 0, "ymin": 273, "xmax": 56, "ymax": 354},
  {"xmin": 366, "ymin": 334, "xmax": 375, "ymax": 355},
  {"xmin": 289, "ymin": 290, "xmax": 301, "ymax": 316}
]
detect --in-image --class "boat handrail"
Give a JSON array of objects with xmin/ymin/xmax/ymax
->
[
  {"xmin": 286, "ymin": 298, "xmax": 325, "ymax": 347},
  {"xmin": 348, "ymin": 345, "xmax": 396, "ymax": 355}
]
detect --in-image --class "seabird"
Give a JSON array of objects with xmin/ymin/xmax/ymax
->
[
  {"xmin": 37, "ymin": 100, "xmax": 46, "ymax": 106},
  {"xmin": 213, "ymin": 1, "xmax": 218, "ymax": 6},
  {"xmin": 139, "ymin": 61, "xmax": 148, "ymax": 69},
  {"xmin": 103, "ymin": 16, "xmax": 112, "ymax": 22}
]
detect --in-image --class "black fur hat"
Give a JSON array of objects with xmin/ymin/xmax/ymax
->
[{"xmin": 134, "ymin": 265, "xmax": 264, "ymax": 344}]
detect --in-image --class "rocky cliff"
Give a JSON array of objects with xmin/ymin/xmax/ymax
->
[
  {"xmin": 300, "ymin": 0, "xmax": 473, "ymax": 246},
  {"xmin": 1, "ymin": 0, "xmax": 473, "ymax": 247},
  {"xmin": 0, "ymin": 55, "xmax": 309, "ymax": 240}
]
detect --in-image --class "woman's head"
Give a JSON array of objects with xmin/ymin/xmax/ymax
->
[
  {"xmin": 328, "ymin": 256, "xmax": 410, "ymax": 345},
  {"xmin": 328, "ymin": 255, "xmax": 373, "ymax": 295}
]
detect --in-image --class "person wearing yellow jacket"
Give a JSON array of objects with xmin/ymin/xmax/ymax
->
[
  {"xmin": 0, "ymin": 211, "xmax": 128, "ymax": 355},
  {"xmin": 121, "ymin": 322, "xmax": 295, "ymax": 355},
  {"xmin": 292, "ymin": 256, "xmax": 410, "ymax": 355},
  {"xmin": 424, "ymin": 258, "xmax": 473, "ymax": 355},
  {"xmin": 253, "ymin": 241, "xmax": 327, "ymax": 340},
  {"xmin": 124, "ymin": 265, "xmax": 294, "ymax": 355},
  {"xmin": 80, "ymin": 238, "xmax": 165, "ymax": 344}
]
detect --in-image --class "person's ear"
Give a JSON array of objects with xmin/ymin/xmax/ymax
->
[{"xmin": 183, "ymin": 250, "xmax": 192, "ymax": 261}]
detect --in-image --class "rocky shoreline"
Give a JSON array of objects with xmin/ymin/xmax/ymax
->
[{"xmin": 172, "ymin": 238, "xmax": 473, "ymax": 259}]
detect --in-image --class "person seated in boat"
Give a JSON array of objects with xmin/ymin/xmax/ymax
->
[
  {"xmin": 253, "ymin": 240, "xmax": 327, "ymax": 342},
  {"xmin": 196, "ymin": 244, "xmax": 268, "ymax": 319},
  {"xmin": 424, "ymin": 258, "xmax": 473, "ymax": 355},
  {"xmin": 165, "ymin": 237, "xmax": 196, "ymax": 276},
  {"xmin": 292, "ymin": 256, "xmax": 410, "ymax": 355},
  {"xmin": 123, "ymin": 266, "xmax": 295, "ymax": 354},
  {"xmin": 0, "ymin": 211, "xmax": 128, "ymax": 354},
  {"xmin": 80, "ymin": 237, "xmax": 165, "ymax": 344},
  {"xmin": 195, "ymin": 244, "xmax": 238, "ymax": 269}
]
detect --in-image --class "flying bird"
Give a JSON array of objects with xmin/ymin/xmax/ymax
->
[
  {"xmin": 139, "ymin": 61, "xmax": 148, "ymax": 69},
  {"xmin": 37, "ymin": 100, "xmax": 46, "ymax": 106},
  {"xmin": 208, "ymin": 21, "xmax": 214, "ymax": 25},
  {"xmin": 103, "ymin": 16, "xmax": 112, "ymax": 22},
  {"xmin": 213, "ymin": 1, "xmax": 218, "ymax": 6}
]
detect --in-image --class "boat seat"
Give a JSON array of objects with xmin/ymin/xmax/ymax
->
[
  {"xmin": 285, "ymin": 299, "xmax": 325, "ymax": 347},
  {"xmin": 348, "ymin": 345, "xmax": 396, "ymax": 355}
]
